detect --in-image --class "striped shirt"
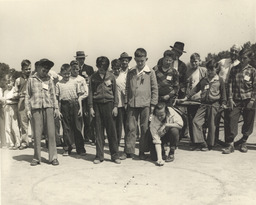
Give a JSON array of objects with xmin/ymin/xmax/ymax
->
[
  {"xmin": 56, "ymin": 78, "xmax": 83, "ymax": 101},
  {"xmin": 25, "ymin": 74, "xmax": 58, "ymax": 112},
  {"xmin": 228, "ymin": 64, "xmax": 256, "ymax": 101}
]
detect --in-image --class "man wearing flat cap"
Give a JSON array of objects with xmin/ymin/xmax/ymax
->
[{"xmin": 74, "ymin": 51, "xmax": 95, "ymax": 144}]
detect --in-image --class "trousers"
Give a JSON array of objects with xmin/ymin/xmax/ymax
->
[{"xmin": 31, "ymin": 108, "xmax": 57, "ymax": 162}]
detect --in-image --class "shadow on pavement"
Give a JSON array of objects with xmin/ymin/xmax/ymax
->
[{"xmin": 12, "ymin": 155, "xmax": 48, "ymax": 164}]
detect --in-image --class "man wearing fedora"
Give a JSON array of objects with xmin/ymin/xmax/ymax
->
[
  {"xmin": 74, "ymin": 51, "xmax": 95, "ymax": 145},
  {"xmin": 170, "ymin": 42, "xmax": 189, "ymax": 138},
  {"xmin": 170, "ymin": 42, "xmax": 187, "ymax": 99}
]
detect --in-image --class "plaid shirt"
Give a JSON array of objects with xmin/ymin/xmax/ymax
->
[
  {"xmin": 154, "ymin": 65, "xmax": 179, "ymax": 98},
  {"xmin": 25, "ymin": 74, "xmax": 58, "ymax": 112},
  {"xmin": 228, "ymin": 64, "xmax": 256, "ymax": 101}
]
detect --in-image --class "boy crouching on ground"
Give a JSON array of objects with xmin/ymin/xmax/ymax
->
[
  {"xmin": 88, "ymin": 56, "xmax": 121, "ymax": 164},
  {"xmin": 148, "ymin": 102, "xmax": 183, "ymax": 166},
  {"xmin": 25, "ymin": 59, "xmax": 59, "ymax": 166},
  {"xmin": 56, "ymin": 64, "xmax": 86, "ymax": 156}
]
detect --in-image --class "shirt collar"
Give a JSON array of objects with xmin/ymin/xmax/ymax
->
[
  {"xmin": 207, "ymin": 74, "xmax": 219, "ymax": 83},
  {"xmin": 135, "ymin": 65, "xmax": 151, "ymax": 75}
]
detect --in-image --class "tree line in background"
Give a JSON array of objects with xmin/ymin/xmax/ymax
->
[
  {"xmin": 203, "ymin": 41, "xmax": 256, "ymax": 67},
  {"xmin": 1, "ymin": 41, "xmax": 256, "ymax": 79}
]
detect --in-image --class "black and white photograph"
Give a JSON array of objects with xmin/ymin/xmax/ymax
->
[{"xmin": 0, "ymin": 0, "xmax": 256, "ymax": 204}]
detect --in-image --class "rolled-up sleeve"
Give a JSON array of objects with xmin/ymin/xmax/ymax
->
[{"xmin": 149, "ymin": 116, "xmax": 162, "ymax": 144}]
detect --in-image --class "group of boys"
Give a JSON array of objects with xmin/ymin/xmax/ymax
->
[{"xmin": 0, "ymin": 41, "xmax": 255, "ymax": 167}]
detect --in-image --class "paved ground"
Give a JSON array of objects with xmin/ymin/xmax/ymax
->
[{"xmin": 1, "ymin": 124, "xmax": 256, "ymax": 205}]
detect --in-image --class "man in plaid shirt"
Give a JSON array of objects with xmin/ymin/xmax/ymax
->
[
  {"xmin": 154, "ymin": 50, "xmax": 179, "ymax": 106},
  {"xmin": 223, "ymin": 48, "xmax": 256, "ymax": 154},
  {"xmin": 25, "ymin": 59, "xmax": 59, "ymax": 166}
]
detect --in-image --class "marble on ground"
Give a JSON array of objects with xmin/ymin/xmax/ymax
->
[{"xmin": 1, "ymin": 124, "xmax": 256, "ymax": 205}]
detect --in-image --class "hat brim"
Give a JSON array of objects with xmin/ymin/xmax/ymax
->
[
  {"xmin": 170, "ymin": 46, "xmax": 186, "ymax": 53},
  {"xmin": 119, "ymin": 57, "xmax": 132, "ymax": 61},
  {"xmin": 74, "ymin": 55, "xmax": 88, "ymax": 58},
  {"xmin": 40, "ymin": 61, "xmax": 54, "ymax": 69}
]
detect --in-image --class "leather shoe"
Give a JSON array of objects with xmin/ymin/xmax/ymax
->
[
  {"xmin": 30, "ymin": 159, "xmax": 40, "ymax": 166},
  {"xmin": 19, "ymin": 145, "xmax": 28, "ymax": 150},
  {"xmin": 119, "ymin": 153, "xmax": 127, "ymax": 160},
  {"xmin": 139, "ymin": 152, "xmax": 147, "ymax": 160},
  {"xmin": 222, "ymin": 144, "xmax": 234, "ymax": 154},
  {"xmin": 239, "ymin": 143, "xmax": 248, "ymax": 153},
  {"xmin": 165, "ymin": 154, "xmax": 174, "ymax": 162},
  {"xmin": 51, "ymin": 159, "xmax": 59, "ymax": 166}
]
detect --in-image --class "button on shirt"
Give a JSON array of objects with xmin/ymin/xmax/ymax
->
[
  {"xmin": 228, "ymin": 64, "xmax": 256, "ymax": 101},
  {"xmin": 25, "ymin": 74, "xmax": 58, "ymax": 112}
]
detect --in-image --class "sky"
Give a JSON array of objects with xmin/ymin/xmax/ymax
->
[{"xmin": 0, "ymin": 0, "xmax": 255, "ymax": 72}]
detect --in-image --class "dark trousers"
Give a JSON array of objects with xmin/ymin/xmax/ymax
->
[
  {"xmin": 31, "ymin": 108, "xmax": 57, "ymax": 162},
  {"xmin": 83, "ymin": 99, "xmax": 95, "ymax": 143},
  {"xmin": 94, "ymin": 102, "xmax": 119, "ymax": 161},
  {"xmin": 193, "ymin": 102, "xmax": 220, "ymax": 146},
  {"xmin": 125, "ymin": 107, "xmax": 150, "ymax": 154},
  {"xmin": 61, "ymin": 100, "xmax": 85, "ymax": 154},
  {"xmin": 187, "ymin": 104, "xmax": 200, "ymax": 143},
  {"xmin": 115, "ymin": 107, "xmax": 126, "ymax": 145},
  {"xmin": 225, "ymin": 99, "xmax": 255, "ymax": 143},
  {"xmin": 148, "ymin": 128, "xmax": 180, "ymax": 161}
]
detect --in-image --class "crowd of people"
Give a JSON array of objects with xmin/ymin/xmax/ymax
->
[{"xmin": 0, "ymin": 41, "xmax": 255, "ymax": 167}]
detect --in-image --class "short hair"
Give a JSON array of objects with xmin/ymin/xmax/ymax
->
[
  {"xmin": 60, "ymin": 64, "xmax": 71, "ymax": 73},
  {"xmin": 111, "ymin": 59, "xmax": 121, "ymax": 68},
  {"xmin": 21, "ymin": 59, "xmax": 31, "ymax": 69},
  {"xmin": 134, "ymin": 48, "xmax": 147, "ymax": 57},
  {"xmin": 206, "ymin": 59, "xmax": 217, "ymax": 70},
  {"xmin": 239, "ymin": 47, "xmax": 253, "ymax": 58},
  {"xmin": 163, "ymin": 50, "xmax": 175, "ymax": 59},
  {"xmin": 96, "ymin": 56, "xmax": 110, "ymax": 70},
  {"xmin": 190, "ymin": 53, "xmax": 201, "ymax": 61},
  {"xmin": 153, "ymin": 102, "xmax": 168, "ymax": 115}
]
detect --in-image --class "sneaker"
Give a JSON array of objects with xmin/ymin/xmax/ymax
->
[
  {"xmin": 51, "ymin": 159, "xmax": 59, "ymax": 166},
  {"xmin": 239, "ymin": 143, "xmax": 248, "ymax": 153},
  {"xmin": 222, "ymin": 144, "xmax": 234, "ymax": 154},
  {"xmin": 30, "ymin": 159, "xmax": 40, "ymax": 166},
  {"xmin": 93, "ymin": 159, "xmax": 103, "ymax": 164}
]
